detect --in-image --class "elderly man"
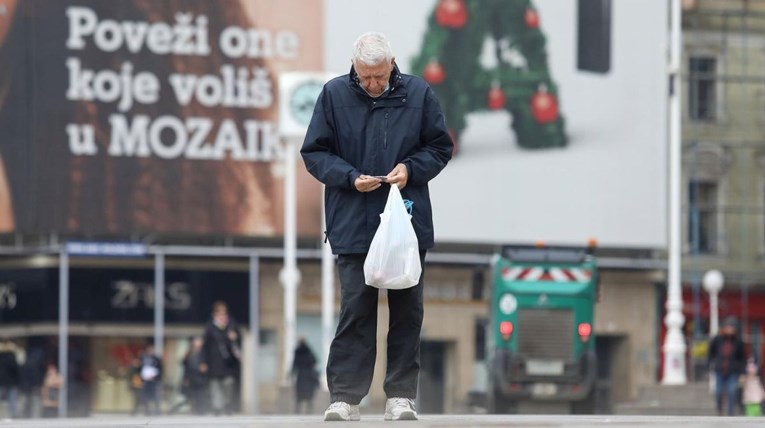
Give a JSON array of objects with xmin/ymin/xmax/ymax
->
[{"xmin": 301, "ymin": 32, "xmax": 452, "ymax": 421}]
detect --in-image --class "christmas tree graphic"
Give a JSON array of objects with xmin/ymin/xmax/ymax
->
[{"xmin": 412, "ymin": 0, "xmax": 567, "ymax": 151}]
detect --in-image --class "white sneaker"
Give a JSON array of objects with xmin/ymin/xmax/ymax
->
[
  {"xmin": 384, "ymin": 397, "xmax": 418, "ymax": 421},
  {"xmin": 324, "ymin": 401, "xmax": 361, "ymax": 421}
]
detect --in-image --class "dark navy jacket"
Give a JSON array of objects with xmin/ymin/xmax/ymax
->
[{"xmin": 301, "ymin": 64, "xmax": 452, "ymax": 254}]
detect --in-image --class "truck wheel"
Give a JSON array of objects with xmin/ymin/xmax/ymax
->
[
  {"xmin": 488, "ymin": 387, "xmax": 517, "ymax": 414},
  {"xmin": 571, "ymin": 389, "xmax": 596, "ymax": 414}
]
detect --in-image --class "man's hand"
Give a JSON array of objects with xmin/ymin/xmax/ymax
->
[
  {"xmin": 385, "ymin": 163, "xmax": 409, "ymax": 189},
  {"xmin": 354, "ymin": 164, "xmax": 407, "ymax": 192},
  {"xmin": 354, "ymin": 175, "xmax": 384, "ymax": 192}
]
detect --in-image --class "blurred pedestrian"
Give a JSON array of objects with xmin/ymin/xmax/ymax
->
[
  {"xmin": 292, "ymin": 338, "xmax": 319, "ymax": 414},
  {"xmin": 19, "ymin": 344, "xmax": 46, "ymax": 418},
  {"xmin": 127, "ymin": 357, "xmax": 143, "ymax": 416},
  {"xmin": 0, "ymin": 339, "xmax": 20, "ymax": 419},
  {"xmin": 202, "ymin": 302, "xmax": 241, "ymax": 415},
  {"xmin": 65, "ymin": 339, "xmax": 90, "ymax": 417},
  {"xmin": 171, "ymin": 337, "xmax": 208, "ymax": 415},
  {"xmin": 742, "ymin": 357, "xmax": 764, "ymax": 417},
  {"xmin": 138, "ymin": 344, "xmax": 163, "ymax": 416},
  {"xmin": 40, "ymin": 363, "xmax": 60, "ymax": 418},
  {"xmin": 708, "ymin": 316, "xmax": 746, "ymax": 416}
]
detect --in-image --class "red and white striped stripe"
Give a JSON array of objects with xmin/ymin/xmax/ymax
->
[{"xmin": 501, "ymin": 266, "xmax": 592, "ymax": 283}]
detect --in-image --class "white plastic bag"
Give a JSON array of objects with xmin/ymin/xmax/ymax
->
[{"xmin": 364, "ymin": 184, "xmax": 422, "ymax": 289}]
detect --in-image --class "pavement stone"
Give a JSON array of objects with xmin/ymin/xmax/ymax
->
[{"xmin": 0, "ymin": 415, "xmax": 763, "ymax": 428}]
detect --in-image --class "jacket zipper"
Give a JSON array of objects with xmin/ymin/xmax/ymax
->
[{"xmin": 384, "ymin": 112, "xmax": 389, "ymax": 149}]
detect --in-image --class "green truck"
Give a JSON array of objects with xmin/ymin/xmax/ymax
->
[{"xmin": 487, "ymin": 246, "xmax": 599, "ymax": 414}]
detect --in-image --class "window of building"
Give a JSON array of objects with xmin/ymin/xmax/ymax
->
[
  {"xmin": 688, "ymin": 180, "xmax": 718, "ymax": 253},
  {"xmin": 688, "ymin": 56, "xmax": 716, "ymax": 122}
]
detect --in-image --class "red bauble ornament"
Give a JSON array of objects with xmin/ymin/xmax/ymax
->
[
  {"xmin": 531, "ymin": 85, "xmax": 559, "ymax": 124},
  {"xmin": 436, "ymin": 0, "xmax": 468, "ymax": 29},
  {"xmin": 524, "ymin": 8, "xmax": 540, "ymax": 29},
  {"xmin": 487, "ymin": 84, "xmax": 506, "ymax": 110},
  {"xmin": 423, "ymin": 59, "xmax": 446, "ymax": 85}
]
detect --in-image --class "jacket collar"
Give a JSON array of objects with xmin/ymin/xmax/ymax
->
[{"xmin": 348, "ymin": 61, "xmax": 404, "ymax": 95}]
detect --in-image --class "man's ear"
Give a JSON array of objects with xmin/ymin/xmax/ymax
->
[{"xmin": 390, "ymin": 57, "xmax": 396, "ymax": 69}]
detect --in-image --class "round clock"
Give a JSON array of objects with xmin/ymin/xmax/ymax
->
[{"xmin": 289, "ymin": 80, "xmax": 324, "ymax": 126}]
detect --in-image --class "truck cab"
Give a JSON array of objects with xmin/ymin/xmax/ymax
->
[{"xmin": 487, "ymin": 246, "xmax": 599, "ymax": 413}]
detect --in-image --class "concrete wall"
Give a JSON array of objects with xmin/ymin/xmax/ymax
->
[{"xmin": 595, "ymin": 271, "xmax": 663, "ymax": 401}]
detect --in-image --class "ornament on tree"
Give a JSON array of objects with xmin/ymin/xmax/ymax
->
[
  {"xmin": 524, "ymin": 7, "xmax": 540, "ymax": 29},
  {"xmin": 436, "ymin": 0, "xmax": 468, "ymax": 29},
  {"xmin": 531, "ymin": 84, "xmax": 559, "ymax": 124},
  {"xmin": 487, "ymin": 82, "xmax": 506, "ymax": 110},
  {"xmin": 423, "ymin": 59, "xmax": 446, "ymax": 85}
]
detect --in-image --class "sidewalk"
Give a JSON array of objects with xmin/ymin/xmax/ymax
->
[{"xmin": 614, "ymin": 382, "xmax": 718, "ymax": 416}]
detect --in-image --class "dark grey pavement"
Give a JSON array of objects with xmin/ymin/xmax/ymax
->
[{"xmin": 1, "ymin": 415, "xmax": 762, "ymax": 428}]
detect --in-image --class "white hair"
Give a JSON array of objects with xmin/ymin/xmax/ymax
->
[{"xmin": 352, "ymin": 32, "xmax": 393, "ymax": 66}]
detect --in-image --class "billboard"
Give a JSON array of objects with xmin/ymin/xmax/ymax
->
[
  {"xmin": 1, "ymin": 0, "xmax": 668, "ymax": 248},
  {"xmin": 0, "ymin": 0, "xmax": 324, "ymax": 237},
  {"xmin": 325, "ymin": 0, "xmax": 668, "ymax": 248}
]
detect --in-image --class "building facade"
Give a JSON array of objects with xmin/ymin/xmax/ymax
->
[
  {"xmin": 681, "ymin": 0, "xmax": 765, "ymax": 376},
  {"xmin": 0, "ymin": 249, "xmax": 664, "ymax": 414}
]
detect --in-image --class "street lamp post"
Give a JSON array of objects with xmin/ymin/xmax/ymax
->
[
  {"xmin": 702, "ymin": 270, "xmax": 725, "ymax": 336},
  {"xmin": 278, "ymin": 72, "xmax": 331, "ymax": 382},
  {"xmin": 280, "ymin": 135, "xmax": 301, "ymax": 381},
  {"xmin": 662, "ymin": 0, "xmax": 687, "ymax": 385}
]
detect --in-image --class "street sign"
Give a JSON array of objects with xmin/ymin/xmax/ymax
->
[{"xmin": 64, "ymin": 241, "xmax": 146, "ymax": 257}]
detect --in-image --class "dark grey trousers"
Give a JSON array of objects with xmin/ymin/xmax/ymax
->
[{"xmin": 326, "ymin": 251, "xmax": 425, "ymax": 405}]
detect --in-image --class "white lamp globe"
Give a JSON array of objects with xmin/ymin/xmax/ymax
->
[{"xmin": 702, "ymin": 269, "xmax": 724, "ymax": 294}]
